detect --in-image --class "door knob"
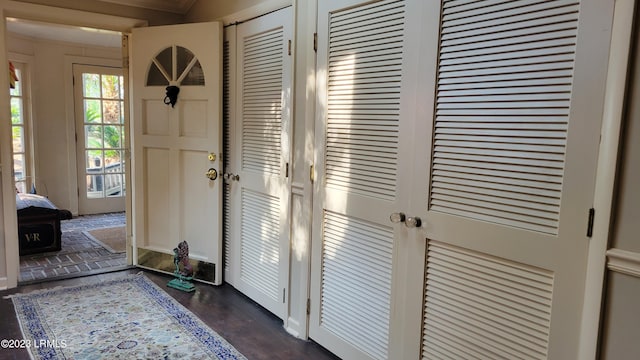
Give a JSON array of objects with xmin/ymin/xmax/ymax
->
[
  {"xmin": 390, "ymin": 212, "xmax": 406, "ymax": 223},
  {"xmin": 223, "ymin": 173, "xmax": 239, "ymax": 181},
  {"xmin": 205, "ymin": 168, "xmax": 218, "ymax": 180},
  {"xmin": 405, "ymin": 216, "xmax": 422, "ymax": 228}
]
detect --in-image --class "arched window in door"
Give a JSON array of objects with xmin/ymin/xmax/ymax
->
[{"xmin": 146, "ymin": 46, "xmax": 205, "ymax": 86}]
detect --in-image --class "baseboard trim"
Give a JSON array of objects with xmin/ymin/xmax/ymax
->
[{"xmin": 0, "ymin": 277, "xmax": 8, "ymax": 291}]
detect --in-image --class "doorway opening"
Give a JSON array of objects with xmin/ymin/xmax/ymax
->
[{"xmin": 6, "ymin": 18, "xmax": 131, "ymax": 284}]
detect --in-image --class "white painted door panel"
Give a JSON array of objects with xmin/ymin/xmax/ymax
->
[
  {"xmin": 310, "ymin": 1, "xmax": 419, "ymax": 359},
  {"xmin": 130, "ymin": 22, "xmax": 223, "ymax": 284},
  {"xmin": 311, "ymin": 0, "xmax": 614, "ymax": 359},
  {"xmin": 399, "ymin": 1, "xmax": 615, "ymax": 359},
  {"xmin": 228, "ymin": 7, "xmax": 293, "ymax": 320}
]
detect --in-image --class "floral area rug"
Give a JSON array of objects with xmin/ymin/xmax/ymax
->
[{"xmin": 8, "ymin": 273, "xmax": 246, "ymax": 359}]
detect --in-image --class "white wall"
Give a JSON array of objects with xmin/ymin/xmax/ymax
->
[{"xmin": 600, "ymin": 12, "xmax": 640, "ymax": 356}]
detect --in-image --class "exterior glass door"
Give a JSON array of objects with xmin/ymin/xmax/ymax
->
[{"xmin": 74, "ymin": 64, "xmax": 126, "ymax": 214}]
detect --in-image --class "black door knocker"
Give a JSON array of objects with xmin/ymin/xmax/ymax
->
[{"xmin": 164, "ymin": 85, "xmax": 180, "ymax": 108}]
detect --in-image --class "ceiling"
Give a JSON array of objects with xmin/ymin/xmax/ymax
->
[
  {"xmin": 100, "ymin": 0, "xmax": 196, "ymax": 15},
  {"xmin": 6, "ymin": 18, "xmax": 123, "ymax": 48},
  {"xmin": 6, "ymin": 0, "xmax": 197, "ymax": 48}
]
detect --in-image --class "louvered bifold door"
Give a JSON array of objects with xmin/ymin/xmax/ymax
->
[
  {"xmin": 222, "ymin": 25, "xmax": 238, "ymax": 285},
  {"xmin": 309, "ymin": 1, "xmax": 418, "ymax": 359},
  {"xmin": 404, "ymin": 1, "xmax": 616, "ymax": 359},
  {"xmin": 231, "ymin": 7, "xmax": 293, "ymax": 320}
]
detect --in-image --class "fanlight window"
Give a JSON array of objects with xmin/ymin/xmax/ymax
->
[{"xmin": 147, "ymin": 45, "xmax": 205, "ymax": 86}]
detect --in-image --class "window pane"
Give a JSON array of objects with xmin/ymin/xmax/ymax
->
[
  {"xmin": 119, "ymin": 76, "xmax": 125, "ymax": 99},
  {"xmin": 13, "ymin": 154, "xmax": 25, "ymax": 180},
  {"xmin": 147, "ymin": 62, "xmax": 169, "ymax": 86},
  {"xmin": 176, "ymin": 46, "xmax": 195, "ymax": 78},
  {"xmin": 86, "ymin": 149, "xmax": 103, "ymax": 168},
  {"xmin": 83, "ymin": 73, "xmax": 101, "ymax": 98},
  {"xmin": 103, "ymin": 125, "xmax": 122, "ymax": 149},
  {"xmin": 106, "ymin": 151, "xmax": 123, "ymax": 168},
  {"xmin": 85, "ymin": 125, "xmax": 103, "ymax": 148},
  {"xmin": 181, "ymin": 59, "xmax": 205, "ymax": 85},
  {"xmin": 156, "ymin": 47, "xmax": 172, "ymax": 77},
  {"xmin": 84, "ymin": 99, "xmax": 102, "ymax": 123},
  {"xmin": 15, "ymin": 181, "xmax": 26, "ymax": 194},
  {"xmin": 102, "ymin": 100, "xmax": 121, "ymax": 124},
  {"xmin": 106, "ymin": 173, "xmax": 123, "ymax": 197},
  {"xmin": 11, "ymin": 98, "xmax": 22, "ymax": 124},
  {"xmin": 10, "ymin": 68, "xmax": 21, "ymax": 96},
  {"xmin": 116, "ymin": 151, "xmax": 125, "ymax": 167},
  {"xmin": 86, "ymin": 174, "xmax": 104, "ymax": 198},
  {"xmin": 102, "ymin": 75, "xmax": 120, "ymax": 99},
  {"xmin": 12, "ymin": 126, "xmax": 24, "ymax": 152}
]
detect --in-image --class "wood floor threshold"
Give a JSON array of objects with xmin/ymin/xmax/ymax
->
[{"xmin": 17, "ymin": 264, "xmax": 135, "ymax": 286}]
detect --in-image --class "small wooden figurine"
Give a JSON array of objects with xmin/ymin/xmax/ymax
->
[{"xmin": 167, "ymin": 240, "xmax": 195, "ymax": 292}]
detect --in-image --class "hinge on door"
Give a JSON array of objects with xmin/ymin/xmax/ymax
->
[
  {"xmin": 306, "ymin": 298, "xmax": 310, "ymax": 315},
  {"xmin": 287, "ymin": 40, "xmax": 292, "ymax": 56},
  {"xmin": 313, "ymin": 32, "xmax": 317, "ymax": 52},
  {"xmin": 309, "ymin": 164, "xmax": 315, "ymax": 183},
  {"xmin": 587, "ymin": 208, "xmax": 595, "ymax": 237},
  {"xmin": 121, "ymin": 34, "xmax": 129, "ymax": 69},
  {"xmin": 282, "ymin": 288, "xmax": 286, "ymax": 303},
  {"xmin": 285, "ymin": 163, "xmax": 289, "ymax": 178}
]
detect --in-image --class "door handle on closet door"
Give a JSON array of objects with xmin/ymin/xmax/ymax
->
[
  {"xmin": 390, "ymin": 212, "xmax": 422, "ymax": 228},
  {"xmin": 223, "ymin": 173, "xmax": 240, "ymax": 182},
  {"xmin": 404, "ymin": 216, "xmax": 422, "ymax": 228},
  {"xmin": 390, "ymin": 212, "xmax": 406, "ymax": 223}
]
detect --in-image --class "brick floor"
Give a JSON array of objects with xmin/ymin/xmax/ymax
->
[{"xmin": 19, "ymin": 212, "xmax": 128, "ymax": 284}]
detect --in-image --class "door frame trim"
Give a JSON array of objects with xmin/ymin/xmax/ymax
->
[{"xmin": 580, "ymin": 0, "xmax": 636, "ymax": 358}]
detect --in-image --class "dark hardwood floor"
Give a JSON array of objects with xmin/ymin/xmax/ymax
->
[{"xmin": 0, "ymin": 269, "xmax": 340, "ymax": 360}]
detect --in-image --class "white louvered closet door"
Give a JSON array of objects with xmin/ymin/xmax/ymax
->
[
  {"xmin": 401, "ymin": 1, "xmax": 615, "ymax": 359},
  {"xmin": 309, "ymin": 1, "xmax": 420, "ymax": 359},
  {"xmin": 230, "ymin": 7, "xmax": 292, "ymax": 320},
  {"xmin": 222, "ymin": 25, "xmax": 237, "ymax": 285}
]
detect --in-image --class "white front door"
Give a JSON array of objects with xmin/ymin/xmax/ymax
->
[
  {"xmin": 130, "ymin": 22, "xmax": 223, "ymax": 284},
  {"xmin": 226, "ymin": 7, "xmax": 293, "ymax": 319},
  {"xmin": 73, "ymin": 63, "xmax": 126, "ymax": 215}
]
